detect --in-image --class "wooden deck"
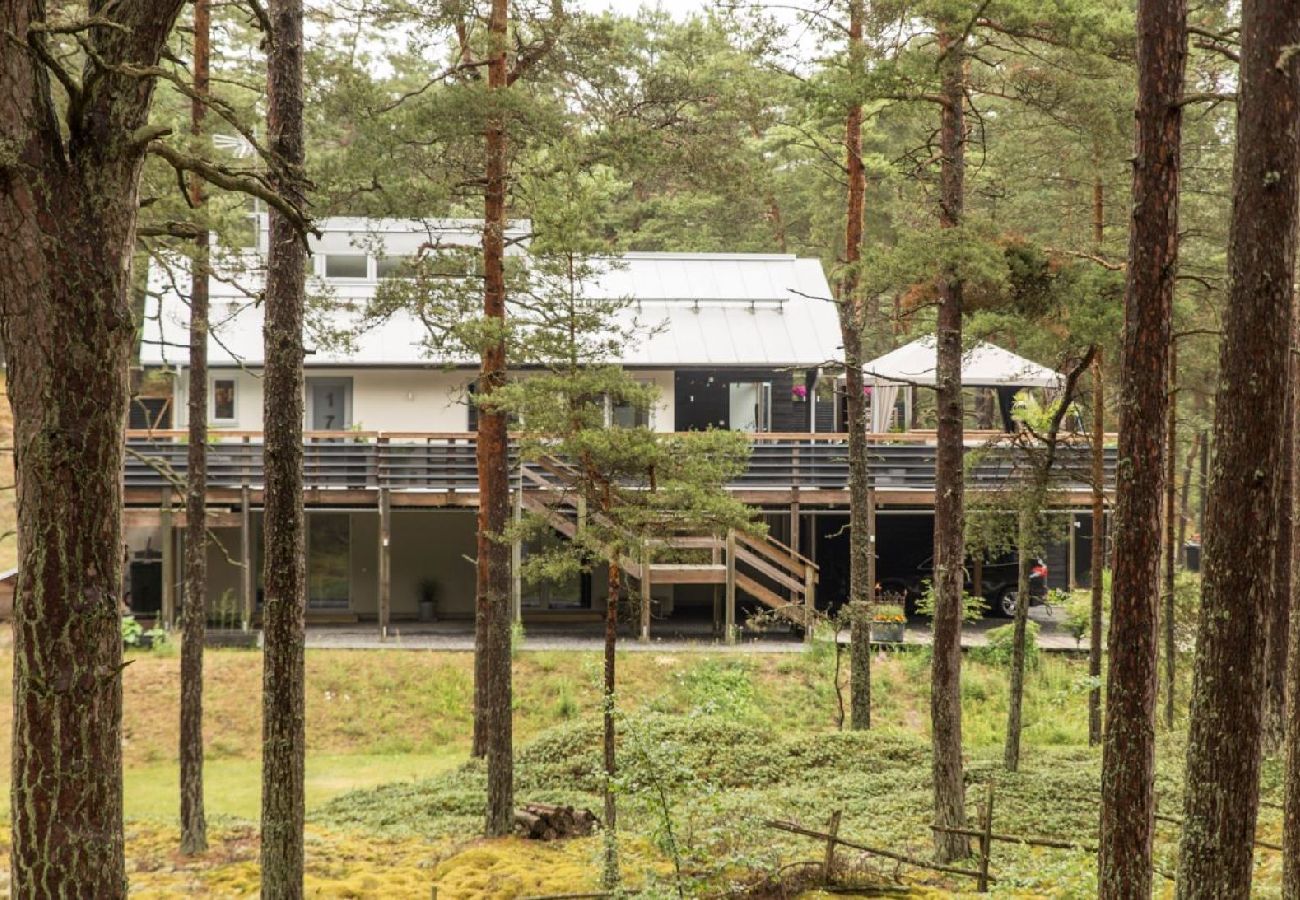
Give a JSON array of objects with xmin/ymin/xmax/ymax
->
[{"xmin": 123, "ymin": 429, "xmax": 1117, "ymax": 510}]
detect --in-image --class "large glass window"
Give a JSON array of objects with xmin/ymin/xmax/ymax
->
[
  {"xmin": 307, "ymin": 514, "xmax": 350, "ymax": 609},
  {"xmin": 376, "ymin": 255, "xmax": 412, "ymax": 279}
]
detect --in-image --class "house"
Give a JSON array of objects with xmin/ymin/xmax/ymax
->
[{"xmin": 128, "ymin": 217, "xmax": 1112, "ymax": 636}]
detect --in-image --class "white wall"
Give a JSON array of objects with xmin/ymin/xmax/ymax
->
[{"xmin": 170, "ymin": 366, "xmax": 678, "ymax": 433}]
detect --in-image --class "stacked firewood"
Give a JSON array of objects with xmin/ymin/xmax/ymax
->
[{"xmin": 513, "ymin": 802, "xmax": 599, "ymax": 840}]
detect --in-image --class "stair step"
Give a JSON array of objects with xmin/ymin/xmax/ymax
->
[{"xmin": 735, "ymin": 572, "xmax": 807, "ymax": 625}]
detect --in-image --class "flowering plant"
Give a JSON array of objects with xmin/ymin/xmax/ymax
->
[
  {"xmin": 791, "ymin": 384, "xmax": 808, "ymax": 401},
  {"xmin": 871, "ymin": 603, "xmax": 906, "ymax": 624}
]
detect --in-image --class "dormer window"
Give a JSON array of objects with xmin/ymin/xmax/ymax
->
[{"xmin": 324, "ymin": 254, "xmax": 369, "ymax": 279}]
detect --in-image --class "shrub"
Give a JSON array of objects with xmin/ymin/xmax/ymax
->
[{"xmin": 978, "ymin": 620, "xmax": 1040, "ymax": 669}]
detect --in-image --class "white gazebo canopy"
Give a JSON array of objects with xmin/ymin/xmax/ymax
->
[{"xmin": 862, "ymin": 335, "xmax": 1063, "ymax": 432}]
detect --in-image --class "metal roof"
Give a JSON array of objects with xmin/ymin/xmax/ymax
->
[{"xmin": 141, "ymin": 241, "xmax": 840, "ymax": 369}]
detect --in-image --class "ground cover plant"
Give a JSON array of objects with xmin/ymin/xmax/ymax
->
[{"xmin": 0, "ymin": 638, "xmax": 1284, "ymax": 897}]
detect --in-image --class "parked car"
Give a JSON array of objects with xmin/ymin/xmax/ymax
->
[{"xmin": 879, "ymin": 554, "xmax": 1049, "ymax": 619}]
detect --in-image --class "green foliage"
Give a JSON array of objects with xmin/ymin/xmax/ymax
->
[
  {"xmin": 977, "ymin": 621, "xmax": 1041, "ymax": 670},
  {"xmin": 121, "ymin": 615, "xmax": 144, "ymax": 647},
  {"xmin": 914, "ymin": 580, "xmax": 987, "ymax": 622}
]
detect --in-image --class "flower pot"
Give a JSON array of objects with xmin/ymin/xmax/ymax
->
[
  {"xmin": 205, "ymin": 629, "xmax": 262, "ymax": 650},
  {"xmin": 419, "ymin": 599, "xmax": 436, "ymax": 622},
  {"xmin": 870, "ymin": 621, "xmax": 906, "ymax": 643}
]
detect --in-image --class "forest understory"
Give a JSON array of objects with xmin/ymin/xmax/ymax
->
[{"xmin": 0, "ymin": 642, "xmax": 1281, "ymax": 898}]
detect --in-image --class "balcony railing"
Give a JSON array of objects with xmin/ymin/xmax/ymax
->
[{"xmin": 124, "ymin": 430, "xmax": 1118, "ymax": 496}]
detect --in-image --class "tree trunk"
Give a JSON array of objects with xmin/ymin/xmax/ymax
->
[
  {"xmin": 1286, "ymin": 296, "xmax": 1300, "ymax": 897},
  {"xmin": 1263, "ymin": 310, "xmax": 1293, "ymax": 755},
  {"xmin": 839, "ymin": 0, "xmax": 872, "ymax": 732},
  {"xmin": 180, "ymin": 0, "xmax": 211, "ymax": 857},
  {"xmin": 929, "ymin": 22, "xmax": 969, "ymax": 865},
  {"xmin": 1096, "ymin": 0, "xmax": 1185, "ymax": 893},
  {"xmin": 1176, "ymin": 2, "xmax": 1300, "ymax": 894},
  {"xmin": 1089, "ymin": 351, "xmax": 1105, "ymax": 747},
  {"xmin": 1004, "ymin": 510, "xmax": 1032, "ymax": 772},
  {"xmin": 1287, "ymin": 311, "xmax": 1300, "ymax": 899},
  {"xmin": 850, "ymin": 601, "xmax": 871, "ymax": 730},
  {"xmin": 1, "ymin": 2, "xmax": 184, "ymax": 894},
  {"xmin": 476, "ymin": 0, "xmax": 515, "ymax": 837},
  {"xmin": 603, "ymin": 560, "xmax": 620, "ymax": 890},
  {"xmin": 1163, "ymin": 341, "xmax": 1177, "ymax": 729},
  {"xmin": 260, "ymin": 0, "xmax": 308, "ymax": 892},
  {"xmin": 1176, "ymin": 430, "xmax": 1200, "ymax": 556}
]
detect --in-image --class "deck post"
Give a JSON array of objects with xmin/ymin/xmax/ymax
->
[
  {"xmin": 866, "ymin": 486, "xmax": 877, "ymax": 603},
  {"xmin": 804, "ymin": 562, "xmax": 816, "ymax": 643},
  {"xmin": 725, "ymin": 529, "xmax": 737, "ymax": 645},
  {"xmin": 1067, "ymin": 513, "xmax": 1077, "ymax": 592},
  {"xmin": 378, "ymin": 487, "xmax": 391, "ymax": 640},
  {"xmin": 640, "ymin": 542, "xmax": 651, "ymax": 642},
  {"xmin": 790, "ymin": 490, "xmax": 801, "ymax": 608},
  {"xmin": 160, "ymin": 490, "xmax": 175, "ymax": 629},
  {"xmin": 511, "ymin": 487, "xmax": 523, "ymax": 624},
  {"xmin": 711, "ymin": 543, "xmax": 722, "ymax": 637},
  {"xmin": 241, "ymin": 484, "xmax": 253, "ymax": 631}
]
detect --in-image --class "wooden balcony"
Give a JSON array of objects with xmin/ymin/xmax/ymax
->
[{"xmin": 123, "ymin": 429, "xmax": 1118, "ymax": 508}]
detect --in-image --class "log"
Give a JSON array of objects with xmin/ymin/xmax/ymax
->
[{"xmin": 514, "ymin": 802, "xmax": 599, "ymax": 840}]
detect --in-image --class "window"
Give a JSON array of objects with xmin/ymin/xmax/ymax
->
[
  {"xmin": 609, "ymin": 396, "xmax": 651, "ymax": 429},
  {"xmin": 212, "ymin": 378, "xmax": 236, "ymax": 423},
  {"xmin": 324, "ymin": 254, "xmax": 369, "ymax": 279},
  {"xmin": 376, "ymin": 255, "xmax": 412, "ymax": 279}
]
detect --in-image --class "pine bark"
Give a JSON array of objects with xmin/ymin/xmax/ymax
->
[
  {"xmin": 602, "ymin": 561, "xmax": 620, "ymax": 889},
  {"xmin": 1263, "ymin": 318, "xmax": 1293, "ymax": 755},
  {"xmin": 1089, "ymin": 352, "xmax": 1105, "ymax": 747},
  {"xmin": 1004, "ymin": 511, "xmax": 1031, "ymax": 771},
  {"xmin": 1162, "ymin": 342, "xmax": 1177, "ymax": 729},
  {"xmin": 180, "ymin": 0, "xmax": 211, "ymax": 856},
  {"xmin": 849, "ymin": 601, "xmax": 871, "ymax": 730},
  {"xmin": 260, "ymin": 0, "xmax": 308, "ymax": 891},
  {"xmin": 1175, "ymin": 1, "xmax": 1300, "ymax": 894},
  {"xmin": 1097, "ymin": 0, "xmax": 1185, "ymax": 893},
  {"xmin": 0, "ymin": 2, "xmax": 185, "ymax": 894},
  {"xmin": 476, "ymin": 0, "xmax": 515, "ymax": 837},
  {"xmin": 1286, "ymin": 301, "xmax": 1300, "ymax": 896},
  {"xmin": 929, "ymin": 23, "xmax": 969, "ymax": 864},
  {"xmin": 839, "ymin": 0, "xmax": 872, "ymax": 730}
]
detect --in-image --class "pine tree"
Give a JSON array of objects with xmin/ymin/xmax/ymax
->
[
  {"xmin": 0, "ymin": 2, "xmax": 188, "ymax": 893},
  {"xmin": 260, "ymin": 0, "xmax": 310, "ymax": 891},
  {"xmin": 180, "ymin": 0, "xmax": 212, "ymax": 856},
  {"xmin": 1176, "ymin": 0, "xmax": 1300, "ymax": 892}
]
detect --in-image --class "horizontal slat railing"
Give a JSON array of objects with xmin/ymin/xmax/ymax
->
[{"xmin": 123, "ymin": 430, "xmax": 1119, "ymax": 494}]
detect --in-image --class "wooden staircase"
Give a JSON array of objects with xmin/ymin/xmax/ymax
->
[{"xmin": 520, "ymin": 486, "xmax": 818, "ymax": 641}]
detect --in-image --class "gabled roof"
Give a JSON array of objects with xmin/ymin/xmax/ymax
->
[
  {"xmin": 863, "ymin": 335, "xmax": 1062, "ymax": 388},
  {"xmin": 140, "ymin": 247, "xmax": 840, "ymax": 369}
]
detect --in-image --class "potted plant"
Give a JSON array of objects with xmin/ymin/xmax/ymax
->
[
  {"xmin": 870, "ymin": 603, "xmax": 907, "ymax": 643},
  {"xmin": 205, "ymin": 589, "xmax": 261, "ymax": 649},
  {"xmin": 418, "ymin": 578, "xmax": 439, "ymax": 623}
]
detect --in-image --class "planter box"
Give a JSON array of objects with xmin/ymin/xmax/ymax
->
[
  {"xmin": 205, "ymin": 629, "xmax": 262, "ymax": 650},
  {"xmin": 870, "ymin": 621, "xmax": 906, "ymax": 643}
]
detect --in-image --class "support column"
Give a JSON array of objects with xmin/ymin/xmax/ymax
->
[
  {"xmin": 639, "ymin": 543, "xmax": 651, "ymax": 642},
  {"xmin": 161, "ymin": 490, "xmax": 175, "ymax": 629},
  {"xmin": 511, "ymin": 488, "xmax": 522, "ymax": 623},
  {"xmin": 241, "ymin": 484, "xmax": 253, "ymax": 631},
  {"xmin": 804, "ymin": 562, "xmax": 816, "ymax": 643},
  {"xmin": 711, "ymin": 543, "xmax": 722, "ymax": 637},
  {"xmin": 1067, "ymin": 513, "xmax": 1078, "ymax": 592},
  {"xmin": 378, "ymin": 487, "xmax": 391, "ymax": 640},
  {"xmin": 866, "ymin": 486, "xmax": 877, "ymax": 603},
  {"xmin": 725, "ymin": 529, "xmax": 737, "ymax": 645}
]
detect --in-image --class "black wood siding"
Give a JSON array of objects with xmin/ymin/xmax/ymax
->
[{"xmin": 674, "ymin": 368, "xmax": 813, "ymax": 432}]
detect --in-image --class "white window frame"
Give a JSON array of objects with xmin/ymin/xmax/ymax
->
[
  {"xmin": 605, "ymin": 385, "xmax": 654, "ymax": 430},
  {"xmin": 210, "ymin": 376, "xmax": 238, "ymax": 425}
]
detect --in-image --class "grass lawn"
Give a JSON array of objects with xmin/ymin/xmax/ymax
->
[{"xmin": 0, "ymin": 639, "xmax": 1282, "ymax": 897}]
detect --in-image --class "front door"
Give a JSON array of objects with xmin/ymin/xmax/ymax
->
[{"xmin": 307, "ymin": 377, "xmax": 353, "ymax": 432}]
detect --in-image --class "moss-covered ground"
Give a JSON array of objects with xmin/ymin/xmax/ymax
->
[{"xmin": 0, "ymin": 641, "xmax": 1286, "ymax": 896}]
